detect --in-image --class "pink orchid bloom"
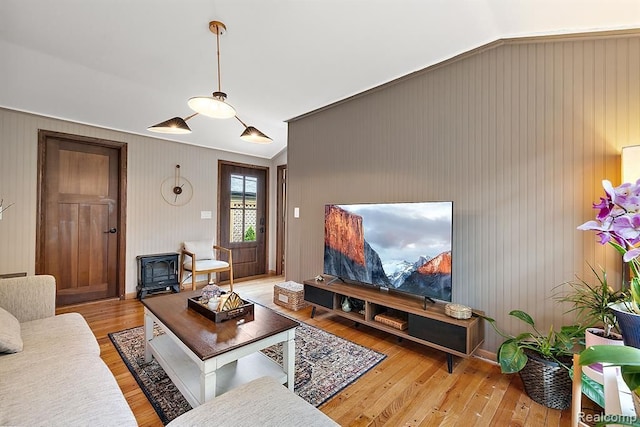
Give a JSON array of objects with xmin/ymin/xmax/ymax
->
[{"xmin": 579, "ymin": 179, "xmax": 640, "ymax": 261}]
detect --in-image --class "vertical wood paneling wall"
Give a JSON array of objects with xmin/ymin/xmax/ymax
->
[
  {"xmin": 286, "ymin": 31, "xmax": 640, "ymax": 351},
  {"xmin": 0, "ymin": 108, "xmax": 276, "ymax": 296}
]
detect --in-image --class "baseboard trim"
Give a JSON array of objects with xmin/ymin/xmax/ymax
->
[{"xmin": 474, "ymin": 348, "xmax": 498, "ymax": 365}]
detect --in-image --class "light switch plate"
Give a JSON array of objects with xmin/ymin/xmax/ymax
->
[{"xmin": 201, "ymin": 211, "xmax": 212, "ymax": 219}]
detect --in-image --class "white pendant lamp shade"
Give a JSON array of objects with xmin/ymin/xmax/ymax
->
[{"xmin": 188, "ymin": 92, "xmax": 236, "ymax": 119}]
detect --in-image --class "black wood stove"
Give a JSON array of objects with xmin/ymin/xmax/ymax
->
[{"xmin": 136, "ymin": 252, "xmax": 180, "ymax": 299}]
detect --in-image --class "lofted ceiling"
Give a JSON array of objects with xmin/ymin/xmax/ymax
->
[{"xmin": 1, "ymin": 1, "xmax": 639, "ymax": 159}]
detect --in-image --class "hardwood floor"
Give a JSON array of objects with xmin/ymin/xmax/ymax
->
[{"xmin": 56, "ymin": 276, "xmax": 582, "ymax": 426}]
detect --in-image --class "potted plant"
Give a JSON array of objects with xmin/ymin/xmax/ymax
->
[
  {"xmin": 554, "ymin": 263, "xmax": 624, "ymax": 343},
  {"xmin": 553, "ymin": 264, "xmax": 625, "ymax": 383},
  {"xmin": 483, "ymin": 310, "xmax": 584, "ymax": 410},
  {"xmin": 578, "ymin": 179, "xmax": 640, "ymax": 348}
]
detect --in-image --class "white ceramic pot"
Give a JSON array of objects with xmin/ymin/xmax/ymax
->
[{"xmin": 583, "ymin": 327, "xmax": 624, "ymax": 384}]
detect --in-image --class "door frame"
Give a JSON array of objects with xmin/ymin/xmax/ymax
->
[
  {"xmin": 276, "ymin": 164, "xmax": 286, "ymax": 276},
  {"xmin": 35, "ymin": 130, "xmax": 128, "ymax": 300},
  {"xmin": 217, "ymin": 160, "xmax": 269, "ymax": 278}
]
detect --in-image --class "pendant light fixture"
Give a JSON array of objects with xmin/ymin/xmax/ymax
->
[
  {"xmin": 187, "ymin": 21, "xmax": 236, "ymax": 119},
  {"xmin": 148, "ymin": 20, "xmax": 272, "ymax": 143},
  {"xmin": 235, "ymin": 116, "xmax": 273, "ymax": 144},
  {"xmin": 147, "ymin": 113, "xmax": 197, "ymax": 134}
]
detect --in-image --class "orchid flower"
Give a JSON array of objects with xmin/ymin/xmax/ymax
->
[{"xmin": 580, "ymin": 179, "xmax": 640, "ymax": 313}]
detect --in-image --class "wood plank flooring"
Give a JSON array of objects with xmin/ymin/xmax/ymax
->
[{"xmin": 56, "ymin": 276, "xmax": 585, "ymax": 426}]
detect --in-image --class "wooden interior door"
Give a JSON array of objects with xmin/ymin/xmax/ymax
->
[
  {"xmin": 37, "ymin": 131, "xmax": 126, "ymax": 306},
  {"xmin": 218, "ymin": 161, "xmax": 268, "ymax": 279}
]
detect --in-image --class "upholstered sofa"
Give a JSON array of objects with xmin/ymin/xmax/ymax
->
[
  {"xmin": 0, "ymin": 275, "xmax": 138, "ymax": 426},
  {"xmin": 167, "ymin": 375, "xmax": 339, "ymax": 427},
  {"xmin": 0, "ymin": 275, "xmax": 339, "ymax": 427}
]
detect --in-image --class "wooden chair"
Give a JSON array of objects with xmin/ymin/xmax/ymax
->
[{"xmin": 179, "ymin": 240, "xmax": 234, "ymax": 291}]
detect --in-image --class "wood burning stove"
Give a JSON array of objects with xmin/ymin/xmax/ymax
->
[{"xmin": 136, "ymin": 253, "xmax": 180, "ymax": 299}]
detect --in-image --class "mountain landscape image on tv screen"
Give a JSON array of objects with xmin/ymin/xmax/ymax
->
[{"xmin": 324, "ymin": 202, "xmax": 453, "ymax": 302}]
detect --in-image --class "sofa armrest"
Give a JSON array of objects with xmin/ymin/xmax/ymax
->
[
  {"xmin": 167, "ymin": 376, "xmax": 339, "ymax": 427},
  {"xmin": 0, "ymin": 275, "xmax": 56, "ymax": 322}
]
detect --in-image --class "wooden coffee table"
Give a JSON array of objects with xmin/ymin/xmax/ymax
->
[{"xmin": 142, "ymin": 290, "xmax": 299, "ymax": 407}]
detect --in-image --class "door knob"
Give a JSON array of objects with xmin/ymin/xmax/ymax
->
[{"xmin": 104, "ymin": 228, "xmax": 117, "ymax": 234}]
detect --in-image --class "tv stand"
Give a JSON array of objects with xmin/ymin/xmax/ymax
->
[{"xmin": 303, "ymin": 277, "xmax": 484, "ymax": 373}]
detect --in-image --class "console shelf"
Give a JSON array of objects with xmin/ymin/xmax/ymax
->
[{"xmin": 303, "ymin": 277, "xmax": 484, "ymax": 373}]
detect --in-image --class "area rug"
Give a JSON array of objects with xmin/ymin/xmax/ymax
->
[{"xmin": 109, "ymin": 321, "xmax": 386, "ymax": 424}]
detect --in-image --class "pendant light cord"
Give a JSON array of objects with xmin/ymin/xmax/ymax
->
[{"xmin": 216, "ymin": 24, "xmax": 222, "ymax": 93}]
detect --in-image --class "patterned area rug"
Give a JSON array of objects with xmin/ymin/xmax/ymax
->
[{"xmin": 109, "ymin": 320, "xmax": 386, "ymax": 424}]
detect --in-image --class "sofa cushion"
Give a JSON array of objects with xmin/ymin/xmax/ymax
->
[
  {"xmin": 183, "ymin": 259, "xmax": 229, "ymax": 271},
  {"xmin": 0, "ymin": 274, "xmax": 56, "ymax": 322},
  {"xmin": 166, "ymin": 376, "xmax": 339, "ymax": 427},
  {"xmin": 0, "ymin": 307, "xmax": 22, "ymax": 353},
  {"xmin": 0, "ymin": 353, "xmax": 137, "ymax": 427},
  {"xmin": 0, "ymin": 313, "xmax": 99, "ymax": 368}
]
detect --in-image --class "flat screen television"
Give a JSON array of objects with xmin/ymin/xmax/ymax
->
[{"xmin": 323, "ymin": 201, "xmax": 453, "ymax": 302}]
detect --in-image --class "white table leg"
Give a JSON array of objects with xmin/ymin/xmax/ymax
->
[
  {"xmin": 201, "ymin": 369, "xmax": 217, "ymax": 404},
  {"xmin": 283, "ymin": 329, "xmax": 296, "ymax": 391},
  {"xmin": 144, "ymin": 310, "xmax": 154, "ymax": 363}
]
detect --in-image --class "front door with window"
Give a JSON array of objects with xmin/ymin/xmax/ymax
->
[{"xmin": 218, "ymin": 162, "xmax": 267, "ymax": 279}]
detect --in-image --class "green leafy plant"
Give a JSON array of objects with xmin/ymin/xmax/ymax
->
[
  {"xmin": 553, "ymin": 264, "xmax": 624, "ymax": 337},
  {"xmin": 244, "ymin": 225, "xmax": 256, "ymax": 241},
  {"xmin": 578, "ymin": 345, "xmax": 640, "ymax": 426},
  {"xmin": 483, "ymin": 310, "xmax": 584, "ymax": 373},
  {"xmin": 580, "ymin": 345, "xmax": 640, "ymax": 393}
]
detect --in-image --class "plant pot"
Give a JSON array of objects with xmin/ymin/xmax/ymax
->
[
  {"xmin": 610, "ymin": 302, "xmax": 640, "ymax": 349},
  {"xmin": 583, "ymin": 328, "xmax": 624, "ymax": 383},
  {"xmin": 518, "ymin": 350, "xmax": 573, "ymax": 410}
]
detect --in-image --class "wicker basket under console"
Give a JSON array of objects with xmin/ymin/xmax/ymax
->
[{"xmin": 274, "ymin": 281, "xmax": 308, "ymax": 311}]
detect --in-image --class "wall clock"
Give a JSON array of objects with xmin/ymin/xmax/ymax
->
[{"xmin": 161, "ymin": 164, "xmax": 193, "ymax": 206}]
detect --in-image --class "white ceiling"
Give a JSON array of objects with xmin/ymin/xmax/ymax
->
[{"xmin": 1, "ymin": 1, "xmax": 639, "ymax": 159}]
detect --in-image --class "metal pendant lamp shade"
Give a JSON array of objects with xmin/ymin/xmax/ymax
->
[
  {"xmin": 235, "ymin": 116, "xmax": 272, "ymax": 144},
  {"xmin": 240, "ymin": 126, "xmax": 272, "ymax": 144},
  {"xmin": 147, "ymin": 20, "xmax": 271, "ymax": 144},
  {"xmin": 147, "ymin": 116, "xmax": 192, "ymax": 134}
]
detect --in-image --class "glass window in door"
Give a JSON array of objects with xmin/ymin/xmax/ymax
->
[{"xmin": 230, "ymin": 174, "xmax": 258, "ymax": 243}]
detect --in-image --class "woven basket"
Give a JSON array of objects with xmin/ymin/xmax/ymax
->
[
  {"xmin": 444, "ymin": 303, "xmax": 472, "ymax": 319},
  {"xmin": 518, "ymin": 349, "xmax": 573, "ymax": 410},
  {"xmin": 273, "ymin": 281, "xmax": 308, "ymax": 311}
]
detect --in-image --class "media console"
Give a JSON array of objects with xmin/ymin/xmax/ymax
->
[{"xmin": 303, "ymin": 277, "xmax": 484, "ymax": 373}]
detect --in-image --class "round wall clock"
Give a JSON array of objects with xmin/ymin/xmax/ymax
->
[{"xmin": 161, "ymin": 164, "xmax": 193, "ymax": 206}]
